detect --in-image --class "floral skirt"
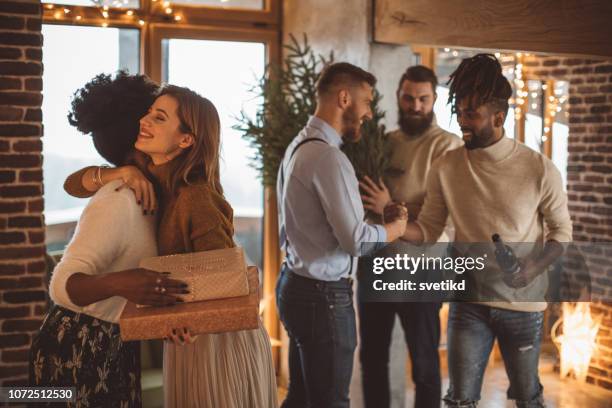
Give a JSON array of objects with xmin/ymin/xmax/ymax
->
[{"xmin": 29, "ymin": 305, "xmax": 141, "ymax": 408}]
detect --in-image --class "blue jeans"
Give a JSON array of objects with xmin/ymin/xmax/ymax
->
[
  {"xmin": 444, "ymin": 303, "xmax": 545, "ymax": 408},
  {"xmin": 276, "ymin": 266, "xmax": 357, "ymax": 408}
]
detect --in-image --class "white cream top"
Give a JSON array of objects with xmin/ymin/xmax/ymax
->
[{"xmin": 49, "ymin": 180, "xmax": 157, "ymax": 323}]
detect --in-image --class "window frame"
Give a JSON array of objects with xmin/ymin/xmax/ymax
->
[{"xmin": 146, "ymin": 23, "xmax": 279, "ymax": 83}]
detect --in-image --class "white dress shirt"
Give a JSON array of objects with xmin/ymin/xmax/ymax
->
[{"xmin": 277, "ymin": 116, "xmax": 387, "ymax": 281}]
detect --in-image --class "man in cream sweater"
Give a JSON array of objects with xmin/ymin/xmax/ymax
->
[
  {"xmin": 388, "ymin": 54, "xmax": 572, "ymax": 407},
  {"xmin": 358, "ymin": 66, "xmax": 462, "ymax": 408}
]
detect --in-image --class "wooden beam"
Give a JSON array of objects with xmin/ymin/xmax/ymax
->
[
  {"xmin": 374, "ymin": 0, "xmax": 612, "ymax": 58},
  {"xmin": 262, "ymin": 186, "xmax": 281, "ymax": 368}
]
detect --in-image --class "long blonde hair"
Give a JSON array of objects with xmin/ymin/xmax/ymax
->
[{"xmin": 158, "ymin": 85, "xmax": 223, "ymax": 196}]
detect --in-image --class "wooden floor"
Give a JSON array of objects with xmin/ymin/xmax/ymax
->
[
  {"xmin": 278, "ymin": 357, "xmax": 612, "ymax": 407},
  {"xmin": 405, "ymin": 357, "xmax": 612, "ymax": 408}
]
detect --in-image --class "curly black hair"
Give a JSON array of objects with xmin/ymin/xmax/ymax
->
[
  {"xmin": 67, "ymin": 71, "xmax": 159, "ymax": 166},
  {"xmin": 447, "ymin": 53, "xmax": 513, "ymax": 117}
]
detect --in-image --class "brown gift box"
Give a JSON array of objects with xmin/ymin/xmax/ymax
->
[
  {"xmin": 119, "ymin": 266, "xmax": 260, "ymax": 341},
  {"xmin": 138, "ymin": 246, "xmax": 250, "ymax": 302}
]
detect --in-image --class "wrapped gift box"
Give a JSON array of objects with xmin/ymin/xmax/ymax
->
[
  {"xmin": 138, "ymin": 246, "xmax": 250, "ymax": 303},
  {"xmin": 119, "ymin": 266, "xmax": 259, "ymax": 341}
]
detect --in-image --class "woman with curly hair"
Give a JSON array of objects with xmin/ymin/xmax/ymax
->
[
  {"xmin": 29, "ymin": 72, "xmax": 188, "ymax": 407},
  {"xmin": 61, "ymin": 77, "xmax": 278, "ymax": 407}
]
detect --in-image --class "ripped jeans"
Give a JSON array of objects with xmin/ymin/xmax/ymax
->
[{"xmin": 444, "ymin": 303, "xmax": 545, "ymax": 408}]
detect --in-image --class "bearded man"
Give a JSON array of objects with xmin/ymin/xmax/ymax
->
[{"xmin": 359, "ymin": 65, "xmax": 462, "ymax": 408}]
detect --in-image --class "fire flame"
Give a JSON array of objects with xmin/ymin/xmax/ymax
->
[{"xmin": 551, "ymin": 303, "xmax": 600, "ymax": 382}]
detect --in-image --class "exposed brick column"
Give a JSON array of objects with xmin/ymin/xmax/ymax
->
[
  {"xmin": 523, "ymin": 55, "xmax": 612, "ymax": 390},
  {"xmin": 0, "ymin": 0, "xmax": 45, "ymax": 387}
]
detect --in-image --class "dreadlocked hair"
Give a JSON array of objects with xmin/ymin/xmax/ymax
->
[{"xmin": 446, "ymin": 53, "xmax": 512, "ymax": 117}]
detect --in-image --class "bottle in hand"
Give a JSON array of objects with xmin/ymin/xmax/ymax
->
[{"xmin": 492, "ymin": 233, "xmax": 521, "ymax": 276}]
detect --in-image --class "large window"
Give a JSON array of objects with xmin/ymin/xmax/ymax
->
[
  {"xmin": 164, "ymin": 38, "xmax": 266, "ymax": 267},
  {"xmin": 42, "ymin": 1, "xmax": 279, "ymax": 264},
  {"xmin": 42, "ymin": 24, "xmax": 139, "ymax": 251}
]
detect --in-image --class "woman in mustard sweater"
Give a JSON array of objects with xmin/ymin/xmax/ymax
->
[{"xmin": 64, "ymin": 83, "xmax": 277, "ymax": 407}]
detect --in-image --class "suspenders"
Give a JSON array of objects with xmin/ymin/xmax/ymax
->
[
  {"xmin": 280, "ymin": 137, "xmax": 355, "ymax": 277},
  {"xmin": 279, "ymin": 137, "xmax": 328, "ymax": 189}
]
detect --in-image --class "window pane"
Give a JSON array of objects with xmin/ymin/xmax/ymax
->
[
  {"xmin": 42, "ymin": 24, "xmax": 139, "ymax": 250},
  {"xmin": 524, "ymin": 80, "xmax": 544, "ymax": 153},
  {"xmin": 165, "ymin": 39, "xmax": 265, "ymax": 268},
  {"xmin": 552, "ymin": 81, "xmax": 569, "ymax": 190},
  {"xmin": 171, "ymin": 0, "xmax": 263, "ymax": 10},
  {"xmin": 44, "ymin": 0, "xmax": 140, "ymax": 8}
]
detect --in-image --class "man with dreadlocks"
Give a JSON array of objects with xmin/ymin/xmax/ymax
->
[{"xmin": 385, "ymin": 54, "xmax": 572, "ymax": 407}]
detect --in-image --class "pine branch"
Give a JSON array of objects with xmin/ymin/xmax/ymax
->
[{"xmin": 233, "ymin": 34, "xmax": 387, "ymax": 188}]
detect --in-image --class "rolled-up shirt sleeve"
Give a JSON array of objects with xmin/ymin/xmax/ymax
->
[
  {"xmin": 415, "ymin": 160, "xmax": 449, "ymax": 243},
  {"xmin": 539, "ymin": 159, "xmax": 573, "ymax": 243},
  {"xmin": 312, "ymin": 149, "xmax": 387, "ymax": 256},
  {"xmin": 49, "ymin": 192, "xmax": 130, "ymax": 312}
]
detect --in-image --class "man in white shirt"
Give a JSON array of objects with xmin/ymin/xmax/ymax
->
[{"xmin": 276, "ymin": 62, "xmax": 408, "ymax": 408}]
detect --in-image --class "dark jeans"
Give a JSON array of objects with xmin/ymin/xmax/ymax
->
[
  {"xmin": 276, "ymin": 266, "xmax": 357, "ymax": 408},
  {"xmin": 358, "ymin": 301, "xmax": 442, "ymax": 408},
  {"xmin": 444, "ymin": 303, "xmax": 545, "ymax": 408}
]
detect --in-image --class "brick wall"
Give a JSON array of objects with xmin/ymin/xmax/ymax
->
[
  {"xmin": 523, "ymin": 55, "xmax": 612, "ymax": 390},
  {"xmin": 0, "ymin": 0, "xmax": 45, "ymax": 386}
]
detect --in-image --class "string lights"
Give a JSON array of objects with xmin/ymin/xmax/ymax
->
[
  {"xmin": 43, "ymin": 1, "xmax": 185, "ymax": 28},
  {"xmin": 513, "ymin": 53, "xmax": 527, "ymax": 123}
]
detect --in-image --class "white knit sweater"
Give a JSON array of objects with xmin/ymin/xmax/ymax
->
[
  {"xmin": 416, "ymin": 137, "xmax": 573, "ymax": 312},
  {"xmin": 49, "ymin": 180, "xmax": 157, "ymax": 323}
]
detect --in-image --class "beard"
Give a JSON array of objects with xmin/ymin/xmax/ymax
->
[
  {"xmin": 398, "ymin": 108, "xmax": 434, "ymax": 136},
  {"xmin": 462, "ymin": 121, "xmax": 496, "ymax": 150},
  {"xmin": 341, "ymin": 105, "xmax": 362, "ymax": 143}
]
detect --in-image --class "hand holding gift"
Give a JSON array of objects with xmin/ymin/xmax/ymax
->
[
  {"xmin": 120, "ymin": 248, "xmax": 259, "ymax": 341},
  {"xmin": 110, "ymin": 268, "xmax": 189, "ymax": 307},
  {"xmin": 166, "ymin": 327, "xmax": 198, "ymax": 345}
]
